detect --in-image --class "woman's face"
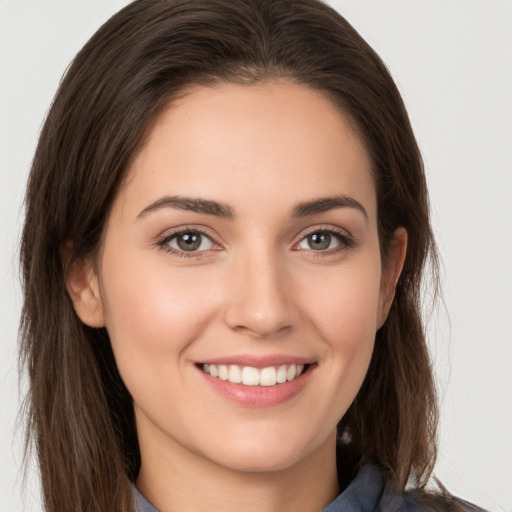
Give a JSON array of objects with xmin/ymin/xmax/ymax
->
[{"xmin": 73, "ymin": 81, "xmax": 404, "ymax": 474}]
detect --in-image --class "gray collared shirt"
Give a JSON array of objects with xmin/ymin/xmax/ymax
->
[
  {"xmin": 133, "ymin": 465, "xmax": 412, "ymax": 512},
  {"xmin": 133, "ymin": 464, "xmax": 486, "ymax": 512}
]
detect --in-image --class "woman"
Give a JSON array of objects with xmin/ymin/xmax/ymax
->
[{"xmin": 19, "ymin": 0, "xmax": 485, "ymax": 511}]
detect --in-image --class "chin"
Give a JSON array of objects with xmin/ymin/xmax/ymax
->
[
  {"xmin": 212, "ymin": 448, "xmax": 304, "ymax": 474},
  {"xmin": 198, "ymin": 429, "xmax": 328, "ymax": 475}
]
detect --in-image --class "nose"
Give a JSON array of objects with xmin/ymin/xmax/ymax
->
[{"xmin": 223, "ymin": 248, "xmax": 295, "ymax": 338}]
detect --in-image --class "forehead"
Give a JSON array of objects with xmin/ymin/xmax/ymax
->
[{"xmin": 120, "ymin": 80, "xmax": 376, "ymax": 221}]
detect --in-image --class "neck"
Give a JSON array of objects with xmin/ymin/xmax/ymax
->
[{"xmin": 135, "ymin": 417, "xmax": 339, "ymax": 512}]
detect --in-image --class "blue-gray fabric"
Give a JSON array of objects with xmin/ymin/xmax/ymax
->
[
  {"xmin": 132, "ymin": 464, "xmax": 486, "ymax": 511},
  {"xmin": 133, "ymin": 484, "xmax": 159, "ymax": 512},
  {"xmin": 133, "ymin": 465, "xmax": 419, "ymax": 512}
]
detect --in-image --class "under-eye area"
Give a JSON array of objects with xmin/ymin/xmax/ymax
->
[{"xmin": 198, "ymin": 363, "xmax": 316, "ymax": 387}]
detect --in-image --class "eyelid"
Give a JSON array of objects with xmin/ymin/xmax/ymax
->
[
  {"xmin": 293, "ymin": 224, "xmax": 352, "ymax": 242},
  {"xmin": 156, "ymin": 225, "xmax": 223, "ymax": 257},
  {"xmin": 291, "ymin": 225, "xmax": 355, "ymax": 253},
  {"xmin": 155, "ymin": 224, "xmax": 355, "ymax": 259}
]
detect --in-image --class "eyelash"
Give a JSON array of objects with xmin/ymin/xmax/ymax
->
[
  {"xmin": 156, "ymin": 226, "xmax": 220, "ymax": 259},
  {"xmin": 294, "ymin": 227, "xmax": 355, "ymax": 258},
  {"xmin": 156, "ymin": 226, "xmax": 355, "ymax": 259}
]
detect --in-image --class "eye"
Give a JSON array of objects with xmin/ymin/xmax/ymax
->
[
  {"xmin": 163, "ymin": 230, "xmax": 215, "ymax": 252},
  {"xmin": 296, "ymin": 229, "xmax": 352, "ymax": 252}
]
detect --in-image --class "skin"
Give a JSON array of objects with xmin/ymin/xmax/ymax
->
[{"xmin": 68, "ymin": 81, "xmax": 406, "ymax": 512}]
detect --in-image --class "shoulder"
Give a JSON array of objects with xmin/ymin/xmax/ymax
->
[
  {"xmin": 324, "ymin": 463, "xmax": 488, "ymax": 512},
  {"xmin": 132, "ymin": 484, "xmax": 158, "ymax": 512},
  {"xmin": 384, "ymin": 486, "xmax": 489, "ymax": 512}
]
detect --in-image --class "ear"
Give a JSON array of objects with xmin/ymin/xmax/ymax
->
[
  {"xmin": 65, "ymin": 255, "xmax": 106, "ymax": 328},
  {"xmin": 377, "ymin": 227, "xmax": 407, "ymax": 329}
]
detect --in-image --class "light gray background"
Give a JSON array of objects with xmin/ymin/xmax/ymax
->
[{"xmin": 1, "ymin": 1, "xmax": 511, "ymax": 511}]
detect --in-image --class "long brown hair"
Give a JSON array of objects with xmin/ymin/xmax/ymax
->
[{"xmin": 20, "ymin": 1, "xmax": 442, "ymax": 510}]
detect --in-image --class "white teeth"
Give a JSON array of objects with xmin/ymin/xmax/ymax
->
[
  {"xmin": 260, "ymin": 367, "xmax": 277, "ymax": 386},
  {"xmin": 286, "ymin": 365, "xmax": 296, "ymax": 381},
  {"xmin": 276, "ymin": 365, "xmax": 287, "ymax": 383},
  {"xmin": 242, "ymin": 366, "xmax": 260, "ymax": 386},
  {"xmin": 228, "ymin": 365, "xmax": 242, "ymax": 383},
  {"xmin": 202, "ymin": 363, "xmax": 307, "ymax": 386},
  {"xmin": 218, "ymin": 365, "xmax": 229, "ymax": 380}
]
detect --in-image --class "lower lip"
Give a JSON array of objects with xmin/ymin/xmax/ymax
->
[{"xmin": 197, "ymin": 365, "xmax": 314, "ymax": 408}]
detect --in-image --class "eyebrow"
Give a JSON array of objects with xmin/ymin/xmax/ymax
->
[
  {"xmin": 137, "ymin": 194, "xmax": 367, "ymax": 220},
  {"xmin": 291, "ymin": 195, "xmax": 368, "ymax": 220},
  {"xmin": 137, "ymin": 196, "xmax": 235, "ymax": 219}
]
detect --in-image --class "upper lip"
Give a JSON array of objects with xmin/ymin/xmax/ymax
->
[{"xmin": 197, "ymin": 354, "xmax": 316, "ymax": 368}]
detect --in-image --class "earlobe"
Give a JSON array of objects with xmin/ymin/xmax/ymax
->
[
  {"xmin": 377, "ymin": 227, "xmax": 408, "ymax": 329},
  {"xmin": 65, "ymin": 256, "xmax": 106, "ymax": 328}
]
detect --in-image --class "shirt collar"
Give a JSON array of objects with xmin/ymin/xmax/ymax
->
[{"xmin": 132, "ymin": 464, "xmax": 386, "ymax": 512}]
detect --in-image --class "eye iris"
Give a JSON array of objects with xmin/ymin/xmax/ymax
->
[
  {"xmin": 308, "ymin": 232, "xmax": 331, "ymax": 250},
  {"xmin": 177, "ymin": 232, "xmax": 202, "ymax": 251}
]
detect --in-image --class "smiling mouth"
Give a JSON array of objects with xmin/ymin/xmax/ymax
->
[{"xmin": 199, "ymin": 363, "xmax": 311, "ymax": 387}]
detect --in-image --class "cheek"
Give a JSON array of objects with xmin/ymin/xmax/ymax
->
[
  {"xmin": 296, "ymin": 252, "xmax": 382, "ymax": 407},
  {"xmin": 99, "ymin": 250, "xmax": 221, "ymax": 371},
  {"xmin": 297, "ymin": 257, "xmax": 383, "ymax": 348}
]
